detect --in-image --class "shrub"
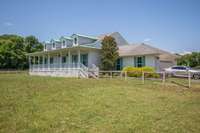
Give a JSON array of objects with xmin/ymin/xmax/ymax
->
[
  {"xmin": 193, "ymin": 66, "xmax": 200, "ymax": 70},
  {"xmin": 122, "ymin": 66, "xmax": 160, "ymax": 78}
]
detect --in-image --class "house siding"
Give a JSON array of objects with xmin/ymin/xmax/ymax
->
[
  {"xmin": 159, "ymin": 61, "xmax": 175, "ymax": 71},
  {"xmin": 78, "ymin": 36, "xmax": 96, "ymax": 45},
  {"xmin": 66, "ymin": 40, "xmax": 73, "ymax": 47},
  {"xmin": 122, "ymin": 56, "xmax": 134, "ymax": 67},
  {"xmin": 121, "ymin": 55, "xmax": 159, "ymax": 70},
  {"xmin": 45, "ymin": 44, "xmax": 52, "ymax": 51},
  {"xmin": 145, "ymin": 55, "xmax": 156, "ymax": 67},
  {"xmin": 56, "ymin": 42, "xmax": 62, "ymax": 49},
  {"xmin": 88, "ymin": 50, "xmax": 101, "ymax": 68}
]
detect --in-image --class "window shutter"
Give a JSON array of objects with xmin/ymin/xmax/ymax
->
[
  {"xmin": 121, "ymin": 58, "xmax": 123, "ymax": 70},
  {"xmin": 142, "ymin": 56, "xmax": 146, "ymax": 66},
  {"xmin": 134, "ymin": 57, "xmax": 137, "ymax": 67}
]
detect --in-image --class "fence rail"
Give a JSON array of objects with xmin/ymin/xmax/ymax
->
[{"xmin": 97, "ymin": 71, "xmax": 195, "ymax": 88}]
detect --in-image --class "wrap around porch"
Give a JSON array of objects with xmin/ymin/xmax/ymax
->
[
  {"xmin": 28, "ymin": 47, "xmax": 99, "ymax": 78},
  {"xmin": 29, "ymin": 49, "xmax": 88, "ymax": 70}
]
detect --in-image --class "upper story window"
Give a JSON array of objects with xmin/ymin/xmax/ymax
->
[
  {"xmin": 74, "ymin": 38, "xmax": 77, "ymax": 45},
  {"xmin": 52, "ymin": 42, "xmax": 56, "ymax": 49}
]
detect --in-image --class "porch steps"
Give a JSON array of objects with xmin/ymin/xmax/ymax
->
[{"xmin": 88, "ymin": 71, "xmax": 99, "ymax": 79}]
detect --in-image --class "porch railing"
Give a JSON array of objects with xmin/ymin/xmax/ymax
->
[{"xmin": 30, "ymin": 63, "xmax": 88, "ymax": 71}]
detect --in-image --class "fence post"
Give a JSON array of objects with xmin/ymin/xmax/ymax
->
[
  {"xmin": 125, "ymin": 71, "xmax": 127, "ymax": 80},
  {"xmin": 162, "ymin": 72, "xmax": 165, "ymax": 84},
  {"xmin": 110, "ymin": 71, "xmax": 112, "ymax": 79},
  {"xmin": 188, "ymin": 71, "xmax": 191, "ymax": 88},
  {"xmin": 142, "ymin": 72, "xmax": 145, "ymax": 84}
]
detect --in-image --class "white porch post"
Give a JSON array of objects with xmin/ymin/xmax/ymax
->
[
  {"xmin": 48, "ymin": 54, "xmax": 50, "ymax": 70},
  {"xmin": 33, "ymin": 56, "xmax": 35, "ymax": 65},
  {"xmin": 56, "ymin": 54, "xmax": 59, "ymax": 70},
  {"xmin": 28, "ymin": 56, "xmax": 31, "ymax": 72},
  {"xmin": 68, "ymin": 50, "xmax": 71, "ymax": 68},
  {"xmin": 78, "ymin": 49, "xmax": 80, "ymax": 68},
  {"xmin": 37, "ymin": 56, "xmax": 40, "ymax": 71},
  {"xmin": 33, "ymin": 56, "xmax": 35, "ymax": 71},
  {"xmin": 60, "ymin": 52, "xmax": 62, "ymax": 70},
  {"xmin": 42, "ymin": 55, "xmax": 45, "ymax": 71}
]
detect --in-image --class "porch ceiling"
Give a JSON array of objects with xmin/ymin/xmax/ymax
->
[{"xmin": 27, "ymin": 46, "xmax": 100, "ymax": 56}]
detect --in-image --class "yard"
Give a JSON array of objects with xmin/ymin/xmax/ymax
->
[{"xmin": 0, "ymin": 73, "xmax": 200, "ymax": 133}]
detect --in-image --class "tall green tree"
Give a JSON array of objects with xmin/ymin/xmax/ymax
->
[
  {"xmin": 177, "ymin": 52, "xmax": 200, "ymax": 68},
  {"xmin": 24, "ymin": 36, "xmax": 43, "ymax": 53},
  {"xmin": 101, "ymin": 36, "xmax": 119, "ymax": 70},
  {"xmin": 0, "ymin": 35, "xmax": 26, "ymax": 69},
  {"xmin": 0, "ymin": 34, "xmax": 43, "ymax": 69}
]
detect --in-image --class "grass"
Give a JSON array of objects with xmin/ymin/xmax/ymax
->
[{"xmin": 0, "ymin": 73, "xmax": 200, "ymax": 133}]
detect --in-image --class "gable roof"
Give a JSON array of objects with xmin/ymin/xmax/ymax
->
[
  {"xmin": 60, "ymin": 36, "xmax": 72, "ymax": 40},
  {"xmin": 119, "ymin": 43, "xmax": 178, "ymax": 62},
  {"xmin": 97, "ymin": 32, "xmax": 129, "ymax": 46},
  {"xmin": 158, "ymin": 50, "xmax": 179, "ymax": 62},
  {"xmin": 118, "ymin": 43, "xmax": 161, "ymax": 56},
  {"xmin": 72, "ymin": 34, "xmax": 98, "ymax": 40}
]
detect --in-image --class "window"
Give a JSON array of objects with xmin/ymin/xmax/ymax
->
[
  {"xmin": 39, "ymin": 57, "xmax": 43, "ymax": 64},
  {"xmin": 72, "ymin": 55, "xmax": 78, "ymax": 63},
  {"xmin": 74, "ymin": 38, "xmax": 77, "ymax": 45},
  {"xmin": 35, "ymin": 57, "xmax": 39, "ymax": 64},
  {"xmin": 44, "ymin": 57, "xmax": 47, "ymax": 64},
  {"xmin": 134, "ymin": 56, "xmax": 145, "ymax": 67},
  {"xmin": 81, "ymin": 54, "xmax": 88, "ymax": 66},
  {"xmin": 172, "ymin": 66, "xmax": 186, "ymax": 70},
  {"xmin": 50, "ymin": 57, "xmax": 54, "ymax": 64},
  {"xmin": 116, "ymin": 58, "xmax": 123, "ymax": 70},
  {"xmin": 62, "ymin": 56, "xmax": 66, "ymax": 63}
]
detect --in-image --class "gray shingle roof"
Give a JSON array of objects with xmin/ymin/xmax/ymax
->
[
  {"xmin": 118, "ymin": 43, "xmax": 161, "ymax": 56},
  {"xmin": 119, "ymin": 43, "xmax": 178, "ymax": 62},
  {"xmin": 97, "ymin": 32, "xmax": 129, "ymax": 46}
]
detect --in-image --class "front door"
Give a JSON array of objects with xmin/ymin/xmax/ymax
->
[
  {"xmin": 72, "ymin": 55, "xmax": 78, "ymax": 64},
  {"xmin": 116, "ymin": 58, "xmax": 123, "ymax": 70},
  {"xmin": 81, "ymin": 54, "xmax": 88, "ymax": 66}
]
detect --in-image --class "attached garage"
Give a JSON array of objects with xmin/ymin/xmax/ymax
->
[{"xmin": 159, "ymin": 52, "xmax": 178, "ymax": 71}]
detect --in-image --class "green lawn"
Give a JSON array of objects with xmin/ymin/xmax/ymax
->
[{"xmin": 0, "ymin": 73, "xmax": 200, "ymax": 133}]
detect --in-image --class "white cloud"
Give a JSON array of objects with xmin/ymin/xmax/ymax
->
[
  {"xmin": 143, "ymin": 38, "xmax": 152, "ymax": 42},
  {"xmin": 3, "ymin": 22, "xmax": 14, "ymax": 27}
]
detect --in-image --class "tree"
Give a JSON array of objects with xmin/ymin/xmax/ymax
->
[
  {"xmin": 0, "ymin": 34, "xmax": 43, "ymax": 69},
  {"xmin": 100, "ymin": 36, "xmax": 119, "ymax": 70},
  {"xmin": 177, "ymin": 52, "xmax": 200, "ymax": 68},
  {"xmin": 24, "ymin": 36, "xmax": 43, "ymax": 53},
  {"xmin": 0, "ymin": 35, "xmax": 26, "ymax": 69}
]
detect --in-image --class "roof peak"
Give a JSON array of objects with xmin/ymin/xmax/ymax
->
[{"xmin": 72, "ymin": 33, "xmax": 98, "ymax": 40}]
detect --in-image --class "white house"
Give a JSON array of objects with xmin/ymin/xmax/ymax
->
[{"xmin": 28, "ymin": 32, "xmax": 177, "ymax": 78}]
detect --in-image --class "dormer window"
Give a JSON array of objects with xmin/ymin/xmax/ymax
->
[
  {"xmin": 74, "ymin": 38, "xmax": 77, "ymax": 45},
  {"xmin": 52, "ymin": 42, "xmax": 55, "ymax": 49}
]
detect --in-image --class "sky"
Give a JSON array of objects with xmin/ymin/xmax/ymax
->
[{"xmin": 0, "ymin": 0, "xmax": 200, "ymax": 53}]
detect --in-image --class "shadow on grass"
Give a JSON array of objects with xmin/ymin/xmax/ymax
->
[{"xmin": 170, "ymin": 81, "xmax": 189, "ymax": 89}]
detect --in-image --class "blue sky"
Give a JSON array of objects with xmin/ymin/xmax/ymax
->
[{"xmin": 0, "ymin": 0, "xmax": 200, "ymax": 52}]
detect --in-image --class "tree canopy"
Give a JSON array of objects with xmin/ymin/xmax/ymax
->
[
  {"xmin": 24, "ymin": 36, "xmax": 43, "ymax": 53},
  {"xmin": 0, "ymin": 34, "xmax": 43, "ymax": 69},
  {"xmin": 100, "ymin": 36, "xmax": 119, "ymax": 70},
  {"xmin": 177, "ymin": 52, "xmax": 200, "ymax": 68}
]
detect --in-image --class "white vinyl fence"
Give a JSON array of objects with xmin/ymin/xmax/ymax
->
[{"xmin": 98, "ymin": 71, "xmax": 197, "ymax": 88}]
